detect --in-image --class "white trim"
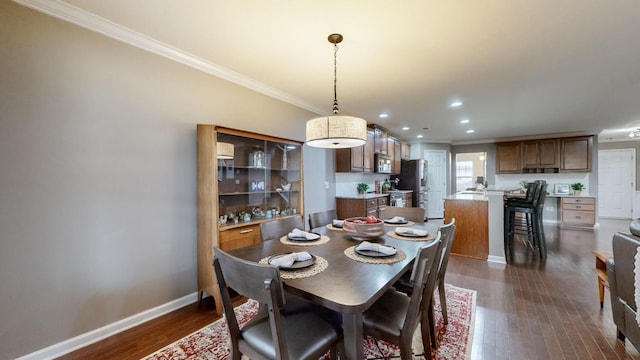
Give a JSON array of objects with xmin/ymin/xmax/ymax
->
[
  {"xmin": 12, "ymin": 0, "xmax": 325, "ymax": 115},
  {"xmin": 487, "ymin": 255, "xmax": 507, "ymax": 265},
  {"xmin": 16, "ymin": 292, "xmax": 198, "ymax": 360}
]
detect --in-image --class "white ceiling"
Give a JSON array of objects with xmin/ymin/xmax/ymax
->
[{"xmin": 21, "ymin": 0, "xmax": 640, "ymax": 144}]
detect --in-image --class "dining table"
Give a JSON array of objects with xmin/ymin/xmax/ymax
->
[{"xmin": 227, "ymin": 220, "xmax": 440, "ymax": 360}]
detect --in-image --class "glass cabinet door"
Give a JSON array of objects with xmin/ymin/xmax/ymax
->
[{"xmin": 216, "ymin": 131, "xmax": 302, "ymax": 226}]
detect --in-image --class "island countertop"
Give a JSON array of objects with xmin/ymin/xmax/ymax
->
[{"xmin": 443, "ymin": 193, "xmax": 488, "ymax": 201}]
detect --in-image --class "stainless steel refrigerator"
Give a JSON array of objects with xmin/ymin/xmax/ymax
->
[{"xmin": 396, "ymin": 159, "xmax": 429, "ymax": 218}]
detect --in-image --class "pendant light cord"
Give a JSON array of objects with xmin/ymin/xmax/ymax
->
[{"xmin": 332, "ymin": 41, "xmax": 339, "ymax": 115}]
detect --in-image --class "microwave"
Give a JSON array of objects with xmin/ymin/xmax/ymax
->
[{"xmin": 375, "ymin": 154, "xmax": 392, "ymax": 173}]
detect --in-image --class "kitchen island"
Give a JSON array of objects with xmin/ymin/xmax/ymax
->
[
  {"xmin": 336, "ymin": 193, "xmax": 389, "ymax": 219},
  {"xmin": 444, "ymin": 193, "xmax": 488, "ymax": 260},
  {"xmin": 444, "ymin": 187, "xmax": 520, "ymax": 263}
]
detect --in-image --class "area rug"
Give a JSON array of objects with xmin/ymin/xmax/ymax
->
[{"xmin": 143, "ymin": 284, "xmax": 476, "ymax": 360}]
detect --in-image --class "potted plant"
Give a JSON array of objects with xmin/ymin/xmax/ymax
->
[
  {"xmin": 357, "ymin": 183, "xmax": 369, "ymax": 194},
  {"xmin": 571, "ymin": 182, "xmax": 585, "ymax": 196}
]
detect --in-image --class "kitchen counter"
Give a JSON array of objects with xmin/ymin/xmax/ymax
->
[
  {"xmin": 444, "ymin": 193, "xmax": 488, "ymax": 201},
  {"xmin": 336, "ymin": 193, "xmax": 389, "ymax": 200},
  {"xmin": 387, "ymin": 189, "xmax": 413, "ymax": 194}
]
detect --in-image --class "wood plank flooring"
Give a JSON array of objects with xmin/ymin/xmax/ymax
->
[{"xmin": 57, "ymin": 218, "xmax": 640, "ymax": 360}]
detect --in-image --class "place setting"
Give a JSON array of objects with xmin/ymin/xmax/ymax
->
[
  {"xmin": 326, "ymin": 219, "xmax": 344, "ymax": 231},
  {"xmin": 387, "ymin": 226, "xmax": 436, "ymax": 241},
  {"xmin": 383, "ymin": 216, "xmax": 415, "ymax": 227},
  {"xmin": 344, "ymin": 240, "xmax": 406, "ymax": 264},
  {"xmin": 279, "ymin": 228, "xmax": 330, "ymax": 246},
  {"xmin": 259, "ymin": 250, "xmax": 328, "ymax": 279}
]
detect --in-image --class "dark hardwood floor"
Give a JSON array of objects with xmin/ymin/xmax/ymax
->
[{"xmin": 57, "ymin": 218, "xmax": 640, "ymax": 360}]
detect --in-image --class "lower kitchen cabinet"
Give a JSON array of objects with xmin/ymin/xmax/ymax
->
[
  {"xmin": 336, "ymin": 195, "xmax": 388, "ymax": 219},
  {"xmin": 560, "ymin": 196, "xmax": 596, "ymax": 228}
]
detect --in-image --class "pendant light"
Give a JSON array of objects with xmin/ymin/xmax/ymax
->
[{"xmin": 306, "ymin": 34, "xmax": 367, "ymax": 148}]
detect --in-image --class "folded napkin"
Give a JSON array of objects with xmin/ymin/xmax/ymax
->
[
  {"xmin": 356, "ymin": 241, "xmax": 397, "ymax": 255},
  {"xmin": 388, "ymin": 216, "xmax": 406, "ymax": 223},
  {"xmin": 269, "ymin": 251, "xmax": 312, "ymax": 268},
  {"xmin": 288, "ymin": 228, "xmax": 318, "ymax": 240},
  {"xmin": 332, "ymin": 219, "xmax": 344, "ymax": 227},
  {"xmin": 395, "ymin": 227, "xmax": 428, "ymax": 237}
]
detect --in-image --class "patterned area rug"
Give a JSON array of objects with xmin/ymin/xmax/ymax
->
[{"xmin": 143, "ymin": 284, "xmax": 476, "ymax": 360}]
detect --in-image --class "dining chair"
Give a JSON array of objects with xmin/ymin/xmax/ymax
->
[
  {"xmin": 382, "ymin": 206, "xmax": 426, "ymax": 223},
  {"xmin": 393, "ymin": 219, "xmax": 456, "ymax": 349},
  {"xmin": 260, "ymin": 215, "xmax": 304, "ymax": 242},
  {"xmin": 213, "ymin": 247, "xmax": 343, "ymax": 360},
  {"xmin": 504, "ymin": 180, "xmax": 547, "ymax": 260},
  {"xmin": 308, "ymin": 209, "xmax": 337, "ymax": 230},
  {"xmin": 362, "ymin": 232, "xmax": 442, "ymax": 360}
]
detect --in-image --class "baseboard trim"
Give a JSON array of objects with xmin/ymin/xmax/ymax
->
[
  {"xmin": 16, "ymin": 292, "xmax": 198, "ymax": 360},
  {"xmin": 487, "ymin": 255, "xmax": 507, "ymax": 265}
]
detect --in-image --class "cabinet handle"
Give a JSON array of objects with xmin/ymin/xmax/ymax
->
[
  {"xmin": 576, "ymin": 206, "xmax": 581, "ymax": 209},
  {"xmin": 576, "ymin": 216, "xmax": 582, "ymax": 219},
  {"xmin": 239, "ymin": 229, "xmax": 253, "ymax": 234}
]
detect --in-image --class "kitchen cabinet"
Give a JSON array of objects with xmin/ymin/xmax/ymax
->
[
  {"xmin": 197, "ymin": 124, "xmax": 304, "ymax": 311},
  {"xmin": 561, "ymin": 136, "xmax": 593, "ymax": 172},
  {"xmin": 522, "ymin": 139, "xmax": 560, "ymax": 171},
  {"xmin": 336, "ymin": 195, "xmax": 388, "ymax": 219},
  {"xmin": 373, "ymin": 126, "xmax": 388, "ymax": 155},
  {"xmin": 393, "ymin": 138, "xmax": 401, "ymax": 174},
  {"xmin": 335, "ymin": 128, "xmax": 374, "ymax": 172},
  {"xmin": 496, "ymin": 142, "xmax": 522, "ymax": 174},
  {"xmin": 401, "ymin": 142, "xmax": 411, "ymax": 160},
  {"xmin": 560, "ymin": 196, "xmax": 596, "ymax": 228},
  {"xmin": 444, "ymin": 197, "xmax": 488, "ymax": 260}
]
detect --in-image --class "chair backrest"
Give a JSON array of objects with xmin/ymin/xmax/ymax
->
[
  {"xmin": 260, "ymin": 215, "xmax": 303, "ymax": 242},
  {"xmin": 403, "ymin": 232, "xmax": 442, "ymax": 335},
  {"xmin": 435, "ymin": 218, "xmax": 457, "ymax": 282},
  {"xmin": 308, "ymin": 209, "xmax": 337, "ymax": 230},
  {"xmin": 383, "ymin": 206, "xmax": 426, "ymax": 223},
  {"xmin": 533, "ymin": 181, "xmax": 548, "ymax": 209},
  {"xmin": 213, "ymin": 247, "xmax": 288, "ymax": 358},
  {"xmin": 523, "ymin": 181, "xmax": 541, "ymax": 203}
]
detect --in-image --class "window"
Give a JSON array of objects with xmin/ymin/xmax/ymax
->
[{"xmin": 455, "ymin": 152, "xmax": 486, "ymax": 192}]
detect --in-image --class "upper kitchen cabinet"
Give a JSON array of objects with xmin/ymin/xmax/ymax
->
[
  {"xmin": 373, "ymin": 126, "xmax": 388, "ymax": 155},
  {"xmin": 335, "ymin": 128, "xmax": 374, "ymax": 172},
  {"xmin": 561, "ymin": 136, "xmax": 593, "ymax": 172},
  {"xmin": 400, "ymin": 141, "xmax": 411, "ymax": 160},
  {"xmin": 496, "ymin": 141, "xmax": 522, "ymax": 174},
  {"xmin": 522, "ymin": 139, "xmax": 560, "ymax": 173},
  {"xmin": 389, "ymin": 137, "xmax": 401, "ymax": 174}
]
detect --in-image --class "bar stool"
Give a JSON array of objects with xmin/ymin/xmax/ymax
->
[{"xmin": 504, "ymin": 180, "xmax": 547, "ymax": 260}]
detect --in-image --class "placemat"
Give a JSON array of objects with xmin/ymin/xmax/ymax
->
[
  {"xmin": 279, "ymin": 235, "xmax": 330, "ymax": 246},
  {"xmin": 344, "ymin": 246, "xmax": 406, "ymax": 264},
  {"xmin": 386, "ymin": 230, "xmax": 436, "ymax": 241},
  {"xmin": 383, "ymin": 220, "xmax": 415, "ymax": 227},
  {"xmin": 326, "ymin": 224, "xmax": 344, "ymax": 231},
  {"xmin": 259, "ymin": 255, "xmax": 328, "ymax": 279}
]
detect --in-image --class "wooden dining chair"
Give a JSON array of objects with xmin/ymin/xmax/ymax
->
[
  {"xmin": 308, "ymin": 209, "xmax": 337, "ymax": 230},
  {"xmin": 382, "ymin": 206, "xmax": 426, "ymax": 223},
  {"xmin": 362, "ymin": 232, "xmax": 442, "ymax": 360},
  {"xmin": 213, "ymin": 247, "xmax": 343, "ymax": 360},
  {"xmin": 259, "ymin": 215, "xmax": 304, "ymax": 242}
]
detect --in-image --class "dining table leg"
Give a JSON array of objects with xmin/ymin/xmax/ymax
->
[{"xmin": 342, "ymin": 312, "xmax": 363, "ymax": 360}]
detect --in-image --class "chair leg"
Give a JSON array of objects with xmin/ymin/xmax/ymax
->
[
  {"xmin": 439, "ymin": 283, "xmax": 448, "ymax": 325},
  {"xmin": 428, "ymin": 298, "xmax": 437, "ymax": 348},
  {"xmin": 421, "ymin": 312, "xmax": 434, "ymax": 360}
]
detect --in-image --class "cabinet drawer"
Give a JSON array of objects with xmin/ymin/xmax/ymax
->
[
  {"xmin": 219, "ymin": 224, "xmax": 261, "ymax": 251},
  {"xmin": 366, "ymin": 199, "xmax": 378, "ymax": 209},
  {"xmin": 562, "ymin": 197, "xmax": 595, "ymax": 205},
  {"xmin": 377, "ymin": 197, "xmax": 388, "ymax": 206},
  {"xmin": 562, "ymin": 210, "xmax": 595, "ymax": 225},
  {"xmin": 562, "ymin": 203, "xmax": 595, "ymax": 212}
]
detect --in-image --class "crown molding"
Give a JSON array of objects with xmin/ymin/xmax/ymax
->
[{"xmin": 13, "ymin": 0, "xmax": 325, "ymax": 115}]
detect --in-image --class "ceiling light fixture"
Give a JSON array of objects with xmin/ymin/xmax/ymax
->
[
  {"xmin": 306, "ymin": 34, "xmax": 367, "ymax": 148},
  {"xmin": 379, "ymin": 113, "xmax": 388, "ymax": 118},
  {"xmin": 460, "ymin": 119, "xmax": 470, "ymax": 124},
  {"xmin": 629, "ymin": 129, "xmax": 640, "ymax": 138},
  {"xmin": 449, "ymin": 100, "xmax": 463, "ymax": 108},
  {"xmin": 402, "ymin": 126, "xmax": 410, "ymax": 131},
  {"xmin": 466, "ymin": 129, "xmax": 475, "ymax": 134},
  {"xmin": 417, "ymin": 134, "xmax": 424, "ymax": 138}
]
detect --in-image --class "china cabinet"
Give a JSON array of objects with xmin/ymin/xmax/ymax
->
[{"xmin": 197, "ymin": 125, "xmax": 304, "ymax": 312}]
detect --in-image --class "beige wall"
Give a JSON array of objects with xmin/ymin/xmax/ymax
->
[{"xmin": 0, "ymin": 2, "xmax": 326, "ymax": 358}]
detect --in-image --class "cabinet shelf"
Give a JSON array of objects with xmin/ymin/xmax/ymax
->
[{"xmin": 219, "ymin": 190, "xmax": 301, "ymax": 196}]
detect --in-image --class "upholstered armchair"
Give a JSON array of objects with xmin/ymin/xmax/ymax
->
[{"xmin": 607, "ymin": 220, "xmax": 640, "ymax": 351}]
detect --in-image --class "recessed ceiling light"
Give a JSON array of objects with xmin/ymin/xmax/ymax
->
[
  {"xmin": 379, "ymin": 113, "xmax": 388, "ymax": 118},
  {"xmin": 466, "ymin": 129, "xmax": 475, "ymax": 134},
  {"xmin": 460, "ymin": 119, "xmax": 470, "ymax": 124},
  {"xmin": 449, "ymin": 101, "xmax": 463, "ymax": 108},
  {"xmin": 402, "ymin": 126, "xmax": 410, "ymax": 131},
  {"xmin": 417, "ymin": 134, "xmax": 424, "ymax": 138}
]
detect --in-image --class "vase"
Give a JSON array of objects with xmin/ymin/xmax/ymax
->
[{"xmin": 573, "ymin": 190, "xmax": 581, "ymax": 196}]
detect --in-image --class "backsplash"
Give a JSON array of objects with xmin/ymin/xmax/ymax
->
[
  {"xmin": 335, "ymin": 173, "xmax": 394, "ymax": 196},
  {"xmin": 495, "ymin": 173, "xmax": 590, "ymax": 195}
]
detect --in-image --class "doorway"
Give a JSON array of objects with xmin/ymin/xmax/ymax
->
[
  {"xmin": 424, "ymin": 150, "xmax": 447, "ymax": 219},
  {"xmin": 454, "ymin": 152, "xmax": 487, "ymax": 192},
  {"xmin": 598, "ymin": 149, "xmax": 635, "ymax": 219}
]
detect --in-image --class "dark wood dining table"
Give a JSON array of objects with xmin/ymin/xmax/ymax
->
[{"xmin": 227, "ymin": 221, "xmax": 440, "ymax": 360}]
